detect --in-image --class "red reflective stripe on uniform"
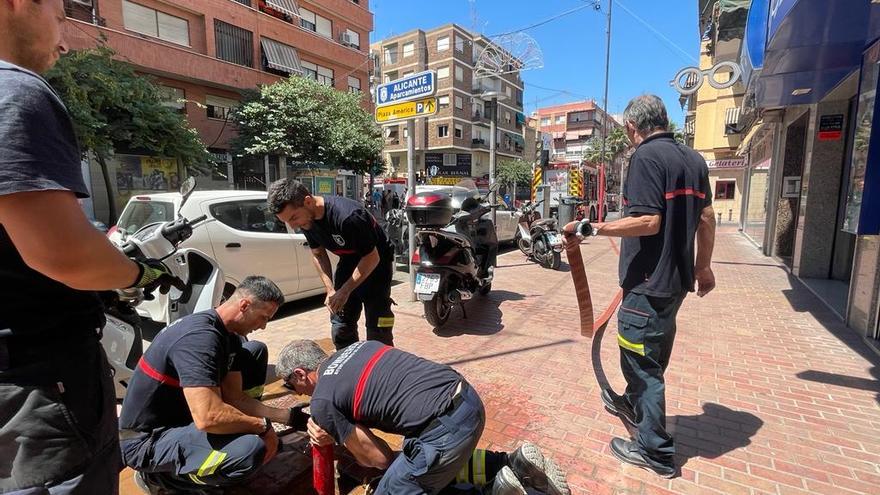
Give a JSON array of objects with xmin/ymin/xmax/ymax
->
[
  {"xmin": 352, "ymin": 345, "xmax": 392, "ymax": 421},
  {"xmin": 332, "ymin": 249, "xmax": 356, "ymax": 255},
  {"xmin": 664, "ymin": 188, "xmax": 706, "ymax": 200},
  {"xmin": 138, "ymin": 357, "xmax": 181, "ymax": 387}
]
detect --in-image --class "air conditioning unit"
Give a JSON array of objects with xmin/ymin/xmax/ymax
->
[
  {"xmin": 71, "ymin": 0, "xmax": 93, "ymax": 6},
  {"xmin": 340, "ymin": 32, "xmax": 356, "ymax": 46}
]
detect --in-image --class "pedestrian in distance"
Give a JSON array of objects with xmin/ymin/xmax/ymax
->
[
  {"xmin": 0, "ymin": 1, "xmax": 185, "ymax": 492},
  {"xmin": 277, "ymin": 339, "xmax": 571, "ymax": 495},
  {"xmin": 119, "ymin": 277, "xmax": 310, "ymax": 493},
  {"xmin": 563, "ymin": 94, "xmax": 716, "ymax": 478},
  {"xmin": 269, "ymin": 179, "xmax": 397, "ymax": 350}
]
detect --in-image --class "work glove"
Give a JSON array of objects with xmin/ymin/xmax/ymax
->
[
  {"xmin": 129, "ymin": 259, "xmax": 186, "ymax": 300},
  {"xmin": 287, "ymin": 401, "xmax": 310, "ymax": 431}
]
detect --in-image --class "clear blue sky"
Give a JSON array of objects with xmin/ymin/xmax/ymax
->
[{"xmin": 370, "ymin": 0, "xmax": 700, "ymax": 124}]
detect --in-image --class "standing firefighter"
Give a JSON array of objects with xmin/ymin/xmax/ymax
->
[
  {"xmin": 0, "ymin": 1, "xmax": 183, "ymax": 492},
  {"xmin": 564, "ymin": 94, "xmax": 716, "ymax": 478},
  {"xmin": 269, "ymin": 179, "xmax": 395, "ymax": 350}
]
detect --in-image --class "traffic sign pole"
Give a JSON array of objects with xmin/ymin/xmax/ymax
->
[{"xmin": 406, "ymin": 118, "xmax": 417, "ymax": 301}]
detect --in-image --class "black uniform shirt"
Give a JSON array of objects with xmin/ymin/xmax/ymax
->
[
  {"xmin": 618, "ymin": 133, "xmax": 712, "ymax": 297},
  {"xmin": 303, "ymin": 196, "xmax": 393, "ymax": 264},
  {"xmin": 310, "ymin": 341, "xmax": 460, "ymax": 444},
  {"xmin": 0, "ymin": 60, "xmax": 104, "ymax": 337},
  {"xmin": 118, "ymin": 310, "xmax": 243, "ymax": 432}
]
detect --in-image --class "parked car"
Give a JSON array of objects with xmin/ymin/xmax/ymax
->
[
  {"xmin": 110, "ymin": 190, "xmax": 334, "ymax": 304},
  {"xmin": 412, "ymin": 184, "xmax": 519, "ymax": 243}
]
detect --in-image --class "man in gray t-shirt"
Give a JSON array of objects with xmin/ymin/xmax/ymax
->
[{"xmin": 0, "ymin": 2, "xmax": 182, "ymax": 492}]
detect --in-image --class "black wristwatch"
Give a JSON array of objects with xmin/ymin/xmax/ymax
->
[{"xmin": 258, "ymin": 417, "xmax": 272, "ymax": 437}]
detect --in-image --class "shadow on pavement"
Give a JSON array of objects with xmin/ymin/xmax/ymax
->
[
  {"xmin": 670, "ymin": 403, "xmax": 763, "ymax": 468},
  {"xmin": 432, "ymin": 289, "xmax": 525, "ymax": 338},
  {"xmin": 273, "ymin": 294, "xmax": 326, "ymax": 320},
  {"xmin": 443, "ymin": 338, "xmax": 575, "ymax": 366},
  {"xmin": 797, "ymin": 368, "xmax": 880, "ymax": 404}
]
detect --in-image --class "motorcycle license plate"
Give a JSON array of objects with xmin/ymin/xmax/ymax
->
[
  {"xmin": 546, "ymin": 232, "xmax": 562, "ymax": 246},
  {"xmin": 414, "ymin": 273, "xmax": 441, "ymax": 294}
]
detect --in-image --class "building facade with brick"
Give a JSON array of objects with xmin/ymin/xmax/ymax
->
[
  {"xmin": 370, "ymin": 24, "xmax": 526, "ymax": 185},
  {"xmin": 62, "ymin": 0, "xmax": 372, "ymax": 222}
]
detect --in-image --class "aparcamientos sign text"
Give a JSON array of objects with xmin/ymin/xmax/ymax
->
[{"xmin": 375, "ymin": 70, "xmax": 436, "ymax": 106}]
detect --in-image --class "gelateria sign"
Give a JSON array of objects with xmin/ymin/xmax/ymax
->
[{"xmin": 706, "ymin": 158, "xmax": 745, "ymax": 169}]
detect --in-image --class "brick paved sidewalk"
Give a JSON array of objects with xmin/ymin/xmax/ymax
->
[{"xmin": 258, "ymin": 230, "xmax": 880, "ymax": 495}]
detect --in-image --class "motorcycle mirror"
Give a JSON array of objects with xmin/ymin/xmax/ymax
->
[{"xmin": 179, "ymin": 177, "xmax": 197, "ymax": 209}]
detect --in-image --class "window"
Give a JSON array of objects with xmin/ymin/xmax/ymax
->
[
  {"xmin": 437, "ymin": 36, "xmax": 449, "ymax": 51},
  {"xmin": 540, "ymin": 117, "xmax": 550, "ymax": 126},
  {"xmin": 342, "ymin": 29, "xmax": 360, "ymax": 49},
  {"xmin": 555, "ymin": 115, "xmax": 564, "ymax": 124},
  {"xmin": 122, "ymin": 0, "xmax": 190, "ymax": 46},
  {"xmin": 384, "ymin": 126, "xmax": 398, "ymax": 140},
  {"xmin": 300, "ymin": 8, "xmax": 331, "ymax": 38},
  {"xmin": 715, "ymin": 180, "xmax": 736, "ymax": 200},
  {"xmin": 206, "ymin": 95, "xmax": 237, "ymax": 120},
  {"xmin": 505, "ymin": 85, "xmax": 512, "ymax": 98},
  {"xmin": 347, "ymin": 75, "xmax": 361, "ymax": 93},
  {"xmin": 455, "ymin": 65, "xmax": 463, "ymax": 82},
  {"xmin": 454, "ymin": 123, "xmax": 463, "ymax": 138},
  {"xmin": 455, "ymin": 35, "xmax": 465, "ymax": 52},
  {"xmin": 317, "ymin": 65, "xmax": 334, "ymax": 86},
  {"xmin": 215, "ymin": 20, "xmax": 253, "ymax": 67},
  {"xmin": 384, "ymin": 71, "xmax": 398, "ymax": 83},
  {"xmin": 210, "ymin": 200, "xmax": 287, "ymax": 234},
  {"xmin": 158, "ymin": 86, "xmax": 185, "ymax": 112},
  {"xmin": 403, "ymin": 42, "xmax": 414, "ymax": 58},
  {"xmin": 437, "ymin": 66, "xmax": 449, "ymax": 79},
  {"xmin": 455, "ymin": 95, "xmax": 463, "ymax": 109},
  {"xmin": 403, "ymin": 127, "xmax": 409, "ymax": 138},
  {"xmin": 402, "ymin": 70, "xmax": 414, "ymax": 77},
  {"xmin": 438, "ymin": 95, "xmax": 450, "ymax": 108},
  {"xmin": 301, "ymin": 60, "xmax": 318, "ymax": 80},
  {"xmin": 438, "ymin": 124, "xmax": 449, "ymax": 138},
  {"xmin": 384, "ymin": 44, "xmax": 398, "ymax": 64},
  {"xmin": 505, "ymin": 111, "xmax": 511, "ymax": 124},
  {"xmin": 443, "ymin": 153, "xmax": 456, "ymax": 166}
]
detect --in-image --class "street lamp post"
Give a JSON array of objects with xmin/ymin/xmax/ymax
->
[
  {"xmin": 599, "ymin": 0, "xmax": 613, "ymax": 222},
  {"xmin": 483, "ymin": 90, "xmax": 508, "ymax": 225}
]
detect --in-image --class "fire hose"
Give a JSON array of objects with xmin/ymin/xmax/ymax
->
[
  {"xmin": 313, "ymin": 444, "xmax": 334, "ymax": 495},
  {"xmin": 564, "ymin": 221, "xmax": 623, "ymax": 336}
]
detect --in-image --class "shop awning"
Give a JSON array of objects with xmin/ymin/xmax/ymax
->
[
  {"xmin": 261, "ymin": 37, "xmax": 302, "ymax": 75},
  {"xmin": 756, "ymin": 0, "xmax": 872, "ymax": 108},
  {"xmin": 736, "ymin": 119, "xmax": 765, "ymax": 156},
  {"xmin": 508, "ymin": 133, "xmax": 525, "ymax": 147},
  {"xmin": 565, "ymin": 131, "xmax": 581, "ymax": 141},
  {"xmin": 739, "ymin": 0, "xmax": 768, "ymax": 92},
  {"xmin": 265, "ymin": 0, "xmax": 299, "ymax": 17}
]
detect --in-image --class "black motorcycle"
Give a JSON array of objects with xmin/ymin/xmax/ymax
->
[
  {"xmin": 515, "ymin": 200, "xmax": 563, "ymax": 270},
  {"xmin": 406, "ymin": 180, "xmax": 500, "ymax": 329}
]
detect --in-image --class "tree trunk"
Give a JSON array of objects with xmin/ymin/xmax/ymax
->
[{"xmin": 96, "ymin": 153, "xmax": 117, "ymax": 225}]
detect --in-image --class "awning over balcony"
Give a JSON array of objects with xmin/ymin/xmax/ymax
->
[
  {"xmin": 515, "ymin": 112, "xmax": 526, "ymax": 125},
  {"xmin": 265, "ymin": 0, "xmax": 299, "ymax": 17},
  {"xmin": 261, "ymin": 37, "xmax": 302, "ymax": 75},
  {"xmin": 756, "ymin": 0, "xmax": 873, "ymax": 108}
]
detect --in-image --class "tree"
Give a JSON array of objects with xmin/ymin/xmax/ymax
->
[
  {"xmin": 232, "ymin": 76, "xmax": 383, "ymax": 175},
  {"xmin": 45, "ymin": 46, "xmax": 209, "ymax": 223},
  {"xmin": 583, "ymin": 126, "xmax": 629, "ymax": 165},
  {"xmin": 667, "ymin": 121, "xmax": 686, "ymax": 143},
  {"xmin": 496, "ymin": 159, "xmax": 532, "ymax": 205}
]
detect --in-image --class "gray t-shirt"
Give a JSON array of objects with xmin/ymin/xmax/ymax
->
[{"xmin": 0, "ymin": 60, "xmax": 104, "ymax": 337}]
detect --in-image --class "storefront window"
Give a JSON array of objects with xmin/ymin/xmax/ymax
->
[
  {"xmin": 114, "ymin": 154, "xmax": 182, "ymax": 211},
  {"xmin": 843, "ymin": 42, "xmax": 880, "ymax": 234}
]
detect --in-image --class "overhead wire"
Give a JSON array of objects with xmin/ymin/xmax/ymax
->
[{"xmin": 615, "ymin": 0, "xmax": 698, "ymax": 64}]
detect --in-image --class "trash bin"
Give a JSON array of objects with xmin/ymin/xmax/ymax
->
[{"xmin": 557, "ymin": 196, "xmax": 579, "ymax": 226}]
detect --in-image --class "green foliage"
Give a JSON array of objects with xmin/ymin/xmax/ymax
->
[
  {"xmin": 496, "ymin": 159, "xmax": 533, "ymax": 186},
  {"xmin": 232, "ymin": 76, "xmax": 383, "ymax": 174},
  {"xmin": 44, "ymin": 46, "xmax": 209, "ymax": 174},
  {"xmin": 667, "ymin": 121, "xmax": 685, "ymax": 144},
  {"xmin": 583, "ymin": 126, "xmax": 630, "ymax": 164}
]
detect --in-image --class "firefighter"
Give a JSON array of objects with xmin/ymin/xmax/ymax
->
[{"xmin": 269, "ymin": 178, "xmax": 395, "ymax": 350}]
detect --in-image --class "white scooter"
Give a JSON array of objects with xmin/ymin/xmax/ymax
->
[{"xmin": 101, "ymin": 177, "xmax": 224, "ymax": 399}]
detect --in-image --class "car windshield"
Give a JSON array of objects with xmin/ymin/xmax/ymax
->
[{"xmin": 116, "ymin": 200, "xmax": 175, "ymax": 234}]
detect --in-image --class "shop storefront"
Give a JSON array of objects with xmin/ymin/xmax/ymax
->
[{"xmin": 739, "ymin": 126, "xmax": 774, "ymax": 248}]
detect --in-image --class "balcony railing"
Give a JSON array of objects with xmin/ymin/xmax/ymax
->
[
  {"xmin": 472, "ymin": 111, "xmax": 490, "ymax": 125},
  {"xmin": 472, "ymin": 138, "xmax": 488, "ymax": 150}
]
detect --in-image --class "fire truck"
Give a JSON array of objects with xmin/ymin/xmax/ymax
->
[{"xmin": 538, "ymin": 161, "xmax": 600, "ymax": 222}]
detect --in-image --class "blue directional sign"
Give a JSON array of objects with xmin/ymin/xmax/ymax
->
[{"xmin": 375, "ymin": 70, "xmax": 436, "ymax": 106}]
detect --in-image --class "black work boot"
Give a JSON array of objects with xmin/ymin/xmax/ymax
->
[
  {"xmin": 507, "ymin": 442, "xmax": 570, "ymax": 495},
  {"xmin": 609, "ymin": 437, "xmax": 676, "ymax": 479},
  {"xmin": 488, "ymin": 466, "xmax": 526, "ymax": 495},
  {"xmin": 601, "ymin": 388, "xmax": 637, "ymax": 426}
]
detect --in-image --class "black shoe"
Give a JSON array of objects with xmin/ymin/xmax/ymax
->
[
  {"xmin": 609, "ymin": 437, "xmax": 676, "ymax": 479},
  {"xmin": 601, "ymin": 388, "xmax": 637, "ymax": 426}
]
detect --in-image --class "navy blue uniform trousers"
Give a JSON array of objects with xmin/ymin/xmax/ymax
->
[
  {"xmin": 120, "ymin": 341, "xmax": 269, "ymax": 490},
  {"xmin": 616, "ymin": 291, "xmax": 686, "ymax": 470},
  {"xmin": 331, "ymin": 259, "xmax": 395, "ymax": 350}
]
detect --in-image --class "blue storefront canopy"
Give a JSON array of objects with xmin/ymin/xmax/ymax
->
[
  {"xmin": 739, "ymin": 0, "xmax": 768, "ymax": 93},
  {"xmin": 756, "ymin": 0, "xmax": 871, "ymax": 108}
]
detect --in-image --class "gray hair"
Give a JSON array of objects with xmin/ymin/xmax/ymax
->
[
  {"xmin": 234, "ymin": 276, "xmax": 284, "ymax": 306},
  {"xmin": 275, "ymin": 340, "xmax": 328, "ymax": 379},
  {"xmin": 267, "ymin": 178, "xmax": 312, "ymax": 215},
  {"xmin": 623, "ymin": 94, "xmax": 669, "ymax": 134}
]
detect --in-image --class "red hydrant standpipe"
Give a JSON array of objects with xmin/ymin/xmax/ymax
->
[{"xmin": 313, "ymin": 444, "xmax": 334, "ymax": 495}]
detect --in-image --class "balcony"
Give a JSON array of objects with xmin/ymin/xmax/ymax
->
[
  {"xmin": 472, "ymin": 111, "xmax": 490, "ymax": 126},
  {"xmin": 472, "ymin": 138, "xmax": 488, "ymax": 150}
]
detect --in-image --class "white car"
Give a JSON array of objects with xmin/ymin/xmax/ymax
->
[{"xmin": 111, "ymin": 190, "xmax": 333, "ymax": 303}]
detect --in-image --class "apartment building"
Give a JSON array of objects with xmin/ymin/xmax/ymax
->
[
  {"xmin": 62, "ymin": 0, "xmax": 372, "ymax": 221},
  {"xmin": 370, "ymin": 24, "xmax": 526, "ymax": 184},
  {"xmin": 533, "ymin": 100, "xmax": 618, "ymax": 163}
]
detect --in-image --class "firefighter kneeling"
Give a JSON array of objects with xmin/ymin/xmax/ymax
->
[{"xmin": 118, "ymin": 276, "xmax": 308, "ymax": 493}]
